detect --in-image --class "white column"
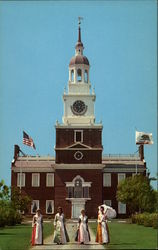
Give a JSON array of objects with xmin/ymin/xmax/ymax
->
[
  {"xmin": 82, "ymin": 68, "xmax": 84, "ymax": 83},
  {"xmin": 69, "ymin": 69, "xmax": 71, "ymax": 81},
  {"xmin": 74, "ymin": 68, "xmax": 77, "ymax": 83}
]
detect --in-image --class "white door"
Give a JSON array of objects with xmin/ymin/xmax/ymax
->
[{"xmin": 72, "ymin": 201, "xmax": 85, "ymax": 218}]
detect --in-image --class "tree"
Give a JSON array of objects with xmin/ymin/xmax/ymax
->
[
  {"xmin": 0, "ymin": 180, "xmax": 32, "ymax": 227},
  {"xmin": 0, "ymin": 179, "xmax": 9, "ymax": 200},
  {"xmin": 116, "ymin": 175, "xmax": 157, "ymax": 214},
  {"xmin": 11, "ymin": 187, "xmax": 32, "ymax": 213}
]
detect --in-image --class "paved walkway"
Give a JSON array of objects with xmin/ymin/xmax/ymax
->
[{"xmin": 31, "ymin": 221, "xmax": 104, "ymax": 250}]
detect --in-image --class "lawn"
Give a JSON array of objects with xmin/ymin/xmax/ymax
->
[
  {"xmin": 90, "ymin": 220, "xmax": 157, "ymax": 249},
  {"xmin": 0, "ymin": 221, "xmax": 54, "ymax": 250}
]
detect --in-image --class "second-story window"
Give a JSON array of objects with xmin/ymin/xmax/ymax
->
[
  {"xmin": 74, "ymin": 130, "xmax": 83, "ymax": 143},
  {"xmin": 32, "ymin": 173, "xmax": 40, "ymax": 187}
]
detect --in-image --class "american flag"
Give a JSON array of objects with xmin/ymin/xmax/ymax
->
[{"xmin": 23, "ymin": 131, "xmax": 36, "ymax": 149}]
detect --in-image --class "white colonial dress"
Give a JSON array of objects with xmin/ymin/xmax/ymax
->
[
  {"xmin": 75, "ymin": 215, "xmax": 90, "ymax": 244},
  {"xmin": 53, "ymin": 213, "xmax": 69, "ymax": 244},
  {"xmin": 96, "ymin": 207, "xmax": 110, "ymax": 245},
  {"xmin": 32, "ymin": 213, "xmax": 43, "ymax": 245}
]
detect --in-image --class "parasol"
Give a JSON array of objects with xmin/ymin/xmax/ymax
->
[{"xmin": 99, "ymin": 204, "xmax": 117, "ymax": 219}]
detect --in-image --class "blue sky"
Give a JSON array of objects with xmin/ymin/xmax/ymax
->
[{"xmin": 0, "ymin": 0, "xmax": 157, "ymax": 188}]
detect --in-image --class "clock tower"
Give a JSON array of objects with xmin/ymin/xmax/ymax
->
[
  {"xmin": 54, "ymin": 20, "xmax": 103, "ymax": 218},
  {"xmin": 55, "ymin": 21, "xmax": 103, "ymax": 164}
]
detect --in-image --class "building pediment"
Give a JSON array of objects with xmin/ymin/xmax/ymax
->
[{"xmin": 68, "ymin": 142, "xmax": 91, "ymax": 149}]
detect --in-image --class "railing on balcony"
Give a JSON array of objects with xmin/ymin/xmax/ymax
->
[{"xmin": 103, "ymin": 153, "xmax": 140, "ymax": 160}]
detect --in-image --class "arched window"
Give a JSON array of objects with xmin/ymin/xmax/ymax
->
[
  {"xmin": 77, "ymin": 69, "xmax": 82, "ymax": 82},
  {"xmin": 74, "ymin": 178, "xmax": 83, "ymax": 198},
  {"xmin": 84, "ymin": 70, "xmax": 88, "ymax": 83},
  {"xmin": 71, "ymin": 70, "xmax": 74, "ymax": 82}
]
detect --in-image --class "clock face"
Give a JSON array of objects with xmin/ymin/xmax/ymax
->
[
  {"xmin": 74, "ymin": 151, "xmax": 83, "ymax": 160},
  {"xmin": 71, "ymin": 100, "xmax": 87, "ymax": 115}
]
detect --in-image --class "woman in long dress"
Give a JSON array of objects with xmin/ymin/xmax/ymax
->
[
  {"xmin": 75, "ymin": 209, "xmax": 90, "ymax": 244},
  {"xmin": 53, "ymin": 207, "xmax": 69, "ymax": 245},
  {"xmin": 96, "ymin": 206, "xmax": 110, "ymax": 245},
  {"xmin": 32, "ymin": 209, "xmax": 43, "ymax": 246}
]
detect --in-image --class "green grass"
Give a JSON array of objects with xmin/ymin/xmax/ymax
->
[
  {"xmin": 0, "ymin": 222, "xmax": 54, "ymax": 250},
  {"xmin": 0, "ymin": 221, "xmax": 157, "ymax": 250},
  {"xmin": 90, "ymin": 221, "xmax": 157, "ymax": 249}
]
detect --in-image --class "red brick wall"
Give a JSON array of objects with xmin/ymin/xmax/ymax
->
[
  {"xmin": 56, "ymin": 128, "xmax": 102, "ymax": 148},
  {"xmin": 11, "ymin": 171, "xmax": 55, "ymax": 215},
  {"xmin": 56, "ymin": 150, "xmax": 102, "ymax": 164}
]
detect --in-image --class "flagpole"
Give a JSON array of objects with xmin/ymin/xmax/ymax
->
[{"xmin": 20, "ymin": 159, "xmax": 22, "ymax": 193}]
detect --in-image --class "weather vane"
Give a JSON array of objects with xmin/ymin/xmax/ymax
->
[{"xmin": 78, "ymin": 16, "xmax": 83, "ymax": 26}]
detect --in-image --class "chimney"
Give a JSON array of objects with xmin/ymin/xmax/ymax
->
[
  {"xmin": 14, "ymin": 145, "xmax": 20, "ymax": 160},
  {"xmin": 139, "ymin": 145, "xmax": 144, "ymax": 161}
]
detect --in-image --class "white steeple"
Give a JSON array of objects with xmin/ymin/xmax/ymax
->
[{"xmin": 62, "ymin": 19, "xmax": 96, "ymax": 125}]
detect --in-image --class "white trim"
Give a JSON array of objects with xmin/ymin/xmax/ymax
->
[
  {"xmin": 74, "ymin": 151, "xmax": 83, "ymax": 160},
  {"xmin": 55, "ymin": 124, "xmax": 103, "ymax": 129},
  {"xmin": 46, "ymin": 200, "xmax": 54, "ymax": 214},
  {"xmin": 46, "ymin": 173, "xmax": 54, "ymax": 187},
  {"xmin": 66, "ymin": 198, "xmax": 91, "ymax": 201},
  {"xmin": 103, "ymin": 168, "xmax": 145, "ymax": 173},
  {"xmin": 103, "ymin": 161, "xmax": 144, "ymax": 165},
  {"xmin": 55, "ymin": 147, "xmax": 102, "ymax": 150},
  {"xmin": 68, "ymin": 142, "xmax": 91, "ymax": 149},
  {"xmin": 65, "ymin": 175, "xmax": 92, "ymax": 187},
  {"xmin": 32, "ymin": 173, "xmax": 40, "ymax": 187},
  {"xmin": 31, "ymin": 200, "xmax": 39, "ymax": 214},
  {"xmin": 13, "ymin": 166, "xmax": 145, "ymax": 172},
  {"xmin": 17, "ymin": 173, "xmax": 25, "ymax": 187},
  {"xmin": 56, "ymin": 164, "xmax": 103, "ymax": 169},
  {"xmin": 12, "ymin": 167, "xmax": 55, "ymax": 172}
]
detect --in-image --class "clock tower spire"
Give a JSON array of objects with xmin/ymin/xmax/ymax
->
[{"xmin": 62, "ymin": 19, "xmax": 98, "ymax": 125}]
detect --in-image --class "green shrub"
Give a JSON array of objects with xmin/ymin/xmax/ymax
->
[
  {"xmin": 132, "ymin": 212, "xmax": 158, "ymax": 229},
  {"xmin": 0, "ymin": 202, "xmax": 22, "ymax": 227},
  {"xmin": 143, "ymin": 214, "xmax": 153, "ymax": 227},
  {"xmin": 152, "ymin": 213, "xmax": 158, "ymax": 229}
]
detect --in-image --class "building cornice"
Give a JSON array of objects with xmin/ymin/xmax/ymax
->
[
  {"xmin": 103, "ymin": 167, "xmax": 146, "ymax": 173},
  {"xmin": 12, "ymin": 167, "xmax": 55, "ymax": 173},
  {"xmin": 55, "ymin": 124, "xmax": 103, "ymax": 129},
  {"xmin": 55, "ymin": 164, "xmax": 103, "ymax": 169}
]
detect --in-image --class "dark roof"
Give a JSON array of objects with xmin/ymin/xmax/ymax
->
[{"xmin": 69, "ymin": 55, "xmax": 89, "ymax": 66}]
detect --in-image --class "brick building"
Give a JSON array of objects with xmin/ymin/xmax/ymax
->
[{"xmin": 11, "ymin": 23, "xmax": 146, "ymax": 218}]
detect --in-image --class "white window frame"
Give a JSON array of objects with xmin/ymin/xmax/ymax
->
[
  {"xmin": 31, "ymin": 200, "xmax": 39, "ymax": 214},
  {"xmin": 118, "ymin": 173, "xmax": 126, "ymax": 184},
  {"xmin": 103, "ymin": 173, "xmax": 111, "ymax": 187},
  {"xmin": 46, "ymin": 200, "xmax": 54, "ymax": 214},
  {"xmin": 46, "ymin": 173, "xmax": 54, "ymax": 187},
  {"xmin": 103, "ymin": 200, "xmax": 112, "ymax": 206},
  {"xmin": 17, "ymin": 173, "xmax": 25, "ymax": 187},
  {"xmin": 32, "ymin": 173, "xmax": 40, "ymax": 187},
  {"xmin": 74, "ymin": 130, "xmax": 83, "ymax": 143},
  {"xmin": 118, "ymin": 201, "xmax": 126, "ymax": 214}
]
